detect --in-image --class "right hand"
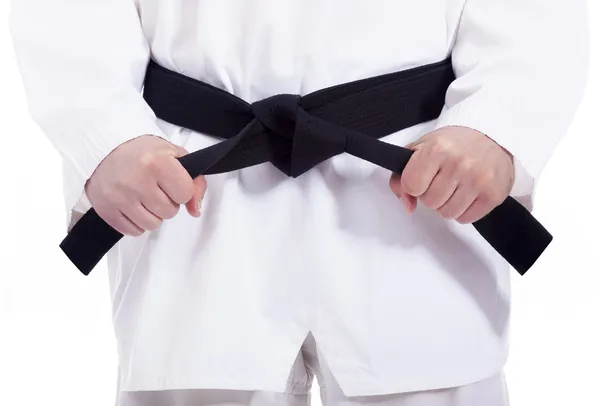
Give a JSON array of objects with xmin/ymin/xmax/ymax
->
[{"xmin": 85, "ymin": 135, "xmax": 206, "ymax": 236}]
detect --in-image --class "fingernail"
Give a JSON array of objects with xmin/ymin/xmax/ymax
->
[{"xmin": 196, "ymin": 199, "xmax": 202, "ymax": 216}]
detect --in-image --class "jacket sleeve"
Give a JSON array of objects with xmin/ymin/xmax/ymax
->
[
  {"xmin": 10, "ymin": 0, "xmax": 167, "ymax": 230},
  {"xmin": 435, "ymin": 0, "xmax": 589, "ymax": 207}
]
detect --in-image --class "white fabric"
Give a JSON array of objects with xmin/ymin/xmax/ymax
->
[
  {"xmin": 10, "ymin": 0, "xmax": 588, "ymax": 397},
  {"xmin": 116, "ymin": 334, "xmax": 509, "ymax": 406}
]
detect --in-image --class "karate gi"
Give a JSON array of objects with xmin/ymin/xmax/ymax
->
[{"xmin": 10, "ymin": 0, "xmax": 588, "ymax": 404}]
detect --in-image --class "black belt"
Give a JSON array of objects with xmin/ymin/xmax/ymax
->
[{"xmin": 60, "ymin": 58, "xmax": 552, "ymax": 276}]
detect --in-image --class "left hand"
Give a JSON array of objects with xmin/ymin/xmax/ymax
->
[{"xmin": 390, "ymin": 126, "xmax": 515, "ymax": 224}]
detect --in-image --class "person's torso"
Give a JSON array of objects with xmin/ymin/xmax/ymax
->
[{"xmin": 109, "ymin": 0, "xmax": 511, "ymax": 395}]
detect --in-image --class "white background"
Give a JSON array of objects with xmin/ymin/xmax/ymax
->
[{"xmin": 0, "ymin": 2, "xmax": 598, "ymax": 405}]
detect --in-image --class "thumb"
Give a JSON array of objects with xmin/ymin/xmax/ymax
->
[
  {"xmin": 185, "ymin": 175, "xmax": 207, "ymax": 218},
  {"xmin": 171, "ymin": 144, "xmax": 205, "ymax": 217},
  {"xmin": 390, "ymin": 173, "xmax": 418, "ymax": 214}
]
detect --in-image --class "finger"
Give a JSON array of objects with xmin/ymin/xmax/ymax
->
[
  {"xmin": 97, "ymin": 208, "xmax": 145, "ymax": 237},
  {"xmin": 436, "ymin": 185, "xmax": 478, "ymax": 220},
  {"xmin": 455, "ymin": 198, "xmax": 496, "ymax": 225},
  {"xmin": 156, "ymin": 157, "xmax": 196, "ymax": 205},
  {"xmin": 141, "ymin": 185, "xmax": 180, "ymax": 220},
  {"xmin": 390, "ymin": 173, "xmax": 417, "ymax": 213},
  {"xmin": 185, "ymin": 175, "xmax": 207, "ymax": 217},
  {"xmin": 400, "ymin": 147, "xmax": 444, "ymax": 198},
  {"xmin": 418, "ymin": 170, "xmax": 459, "ymax": 210},
  {"xmin": 121, "ymin": 202, "xmax": 163, "ymax": 231},
  {"xmin": 456, "ymin": 191, "xmax": 505, "ymax": 224}
]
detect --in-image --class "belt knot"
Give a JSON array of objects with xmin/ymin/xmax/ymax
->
[
  {"xmin": 251, "ymin": 94, "xmax": 346, "ymax": 177},
  {"xmin": 251, "ymin": 94, "xmax": 301, "ymax": 140}
]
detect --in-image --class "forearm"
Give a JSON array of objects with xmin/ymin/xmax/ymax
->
[
  {"xmin": 436, "ymin": 0, "xmax": 589, "ymax": 183},
  {"xmin": 10, "ymin": 0, "xmax": 167, "ymax": 228}
]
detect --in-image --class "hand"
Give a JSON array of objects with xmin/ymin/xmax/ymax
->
[
  {"xmin": 85, "ymin": 135, "xmax": 206, "ymax": 236},
  {"xmin": 390, "ymin": 126, "xmax": 515, "ymax": 224}
]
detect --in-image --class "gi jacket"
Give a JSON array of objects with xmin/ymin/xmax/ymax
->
[{"xmin": 10, "ymin": 0, "xmax": 589, "ymax": 397}]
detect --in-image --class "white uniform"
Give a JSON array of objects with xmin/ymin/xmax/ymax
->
[
  {"xmin": 10, "ymin": 0, "xmax": 588, "ymax": 403},
  {"xmin": 116, "ymin": 334, "xmax": 510, "ymax": 406}
]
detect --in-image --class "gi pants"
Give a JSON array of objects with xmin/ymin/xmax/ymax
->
[{"xmin": 116, "ymin": 334, "xmax": 509, "ymax": 406}]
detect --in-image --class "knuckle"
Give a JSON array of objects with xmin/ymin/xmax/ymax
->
[
  {"xmin": 457, "ymin": 157, "xmax": 477, "ymax": 174},
  {"xmin": 111, "ymin": 178, "xmax": 139, "ymax": 201},
  {"xmin": 474, "ymin": 169, "xmax": 496, "ymax": 188},
  {"xmin": 430, "ymin": 138, "xmax": 451, "ymax": 154},
  {"xmin": 139, "ymin": 151, "xmax": 159, "ymax": 169},
  {"xmin": 103, "ymin": 186, "xmax": 123, "ymax": 205}
]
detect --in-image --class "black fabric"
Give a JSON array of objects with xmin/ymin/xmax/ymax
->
[{"xmin": 60, "ymin": 58, "xmax": 552, "ymax": 276}]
